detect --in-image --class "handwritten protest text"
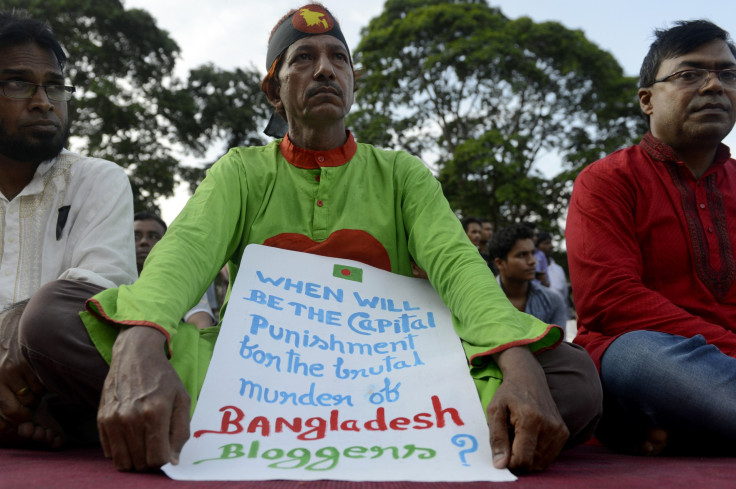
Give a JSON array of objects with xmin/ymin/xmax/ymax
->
[
  {"xmin": 194, "ymin": 440, "xmax": 437, "ymax": 469},
  {"xmin": 193, "ymin": 395, "xmax": 464, "ymax": 441}
]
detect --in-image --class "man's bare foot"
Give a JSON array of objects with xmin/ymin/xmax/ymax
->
[
  {"xmin": 0, "ymin": 399, "xmax": 64, "ymax": 449},
  {"xmin": 637, "ymin": 427, "xmax": 668, "ymax": 456}
]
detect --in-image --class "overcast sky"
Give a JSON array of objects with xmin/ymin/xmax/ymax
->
[{"xmin": 122, "ymin": 0, "xmax": 736, "ymax": 222}]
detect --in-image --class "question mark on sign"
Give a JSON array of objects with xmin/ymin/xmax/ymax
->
[{"xmin": 451, "ymin": 434, "xmax": 478, "ymax": 466}]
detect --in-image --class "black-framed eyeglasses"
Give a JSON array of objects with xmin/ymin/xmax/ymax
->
[
  {"xmin": 649, "ymin": 68, "xmax": 736, "ymax": 89},
  {"xmin": 0, "ymin": 80, "xmax": 76, "ymax": 101}
]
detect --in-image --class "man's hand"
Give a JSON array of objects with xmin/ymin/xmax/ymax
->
[
  {"xmin": 187, "ymin": 311, "xmax": 216, "ymax": 330},
  {"xmin": 487, "ymin": 346, "xmax": 568, "ymax": 473},
  {"xmin": 98, "ymin": 326, "xmax": 191, "ymax": 472},
  {"xmin": 0, "ymin": 304, "xmax": 43, "ymax": 431}
]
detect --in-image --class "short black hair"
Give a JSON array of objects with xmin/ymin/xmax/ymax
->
[
  {"xmin": 0, "ymin": 11, "xmax": 66, "ymax": 70},
  {"xmin": 134, "ymin": 211, "xmax": 167, "ymax": 233},
  {"xmin": 536, "ymin": 231, "xmax": 552, "ymax": 247},
  {"xmin": 488, "ymin": 223, "xmax": 534, "ymax": 261},
  {"xmin": 461, "ymin": 216, "xmax": 481, "ymax": 232},
  {"xmin": 639, "ymin": 20, "xmax": 736, "ymax": 125}
]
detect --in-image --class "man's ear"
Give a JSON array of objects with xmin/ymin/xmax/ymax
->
[
  {"xmin": 265, "ymin": 82, "xmax": 283, "ymax": 113},
  {"xmin": 493, "ymin": 257, "xmax": 505, "ymax": 271},
  {"xmin": 638, "ymin": 87, "xmax": 654, "ymax": 116}
]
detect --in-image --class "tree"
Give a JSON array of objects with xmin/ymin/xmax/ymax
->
[
  {"xmin": 163, "ymin": 64, "xmax": 272, "ymax": 192},
  {"xmin": 5, "ymin": 0, "xmax": 271, "ymax": 211},
  {"xmin": 351, "ymin": 0, "xmax": 646, "ymax": 234}
]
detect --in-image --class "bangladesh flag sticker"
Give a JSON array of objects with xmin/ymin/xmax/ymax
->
[{"xmin": 333, "ymin": 264, "xmax": 363, "ymax": 282}]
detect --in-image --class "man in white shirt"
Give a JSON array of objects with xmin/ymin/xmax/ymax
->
[
  {"xmin": 134, "ymin": 211, "xmax": 216, "ymax": 329},
  {"xmin": 0, "ymin": 12, "xmax": 136, "ymax": 448},
  {"xmin": 536, "ymin": 232, "xmax": 572, "ymax": 321}
]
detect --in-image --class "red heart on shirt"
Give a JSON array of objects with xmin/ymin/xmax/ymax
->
[{"xmin": 263, "ymin": 230, "xmax": 391, "ymax": 271}]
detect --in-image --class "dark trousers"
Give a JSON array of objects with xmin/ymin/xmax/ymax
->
[
  {"xmin": 1, "ymin": 280, "xmax": 108, "ymax": 440},
  {"xmin": 535, "ymin": 341, "xmax": 603, "ymax": 448}
]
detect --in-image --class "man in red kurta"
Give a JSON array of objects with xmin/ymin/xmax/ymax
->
[{"xmin": 567, "ymin": 20, "xmax": 736, "ymax": 455}]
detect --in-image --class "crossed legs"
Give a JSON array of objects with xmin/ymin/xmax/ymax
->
[
  {"xmin": 597, "ymin": 330, "xmax": 736, "ymax": 455},
  {"xmin": 0, "ymin": 280, "xmax": 107, "ymax": 448}
]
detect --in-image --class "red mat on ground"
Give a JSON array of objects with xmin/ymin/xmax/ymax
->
[{"xmin": 1, "ymin": 443, "xmax": 733, "ymax": 489}]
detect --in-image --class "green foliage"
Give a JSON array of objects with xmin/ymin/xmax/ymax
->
[
  {"xmin": 352, "ymin": 0, "xmax": 646, "ymax": 235},
  {"xmin": 3, "ymin": 0, "xmax": 270, "ymax": 211},
  {"xmin": 163, "ymin": 64, "xmax": 271, "ymax": 191},
  {"xmin": 172, "ymin": 64, "xmax": 271, "ymax": 154}
]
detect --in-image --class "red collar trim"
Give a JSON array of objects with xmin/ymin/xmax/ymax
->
[
  {"xmin": 640, "ymin": 131, "xmax": 732, "ymax": 170},
  {"xmin": 279, "ymin": 131, "xmax": 357, "ymax": 169}
]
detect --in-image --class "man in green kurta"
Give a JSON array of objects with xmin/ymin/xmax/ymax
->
[{"xmin": 15, "ymin": 3, "xmax": 601, "ymax": 473}]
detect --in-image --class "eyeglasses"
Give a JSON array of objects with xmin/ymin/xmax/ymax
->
[
  {"xmin": 650, "ymin": 68, "xmax": 736, "ymax": 89},
  {"xmin": 0, "ymin": 80, "xmax": 76, "ymax": 101}
]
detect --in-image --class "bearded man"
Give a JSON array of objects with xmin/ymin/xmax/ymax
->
[{"xmin": 0, "ymin": 12, "xmax": 135, "ymax": 448}]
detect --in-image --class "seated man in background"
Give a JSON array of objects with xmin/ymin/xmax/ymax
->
[
  {"xmin": 535, "ymin": 231, "xmax": 571, "ymax": 321},
  {"xmin": 461, "ymin": 216, "xmax": 483, "ymax": 250},
  {"xmin": 134, "ymin": 212, "xmax": 216, "ymax": 329},
  {"xmin": 0, "ymin": 12, "xmax": 136, "ymax": 448},
  {"xmin": 479, "ymin": 217, "xmax": 494, "ymax": 258},
  {"xmin": 567, "ymin": 19, "xmax": 736, "ymax": 456},
  {"xmin": 480, "ymin": 218, "xmax": 494, "ymax": 248},
  {"xmin": 489, "ymin": 224, "xmax": 567, "ymax": 330},
  {"xmin": 462, "ymin": 216, "xmax": 492, "ymax": 267}
]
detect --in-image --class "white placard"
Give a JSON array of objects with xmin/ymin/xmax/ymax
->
[{"xmin": 163, "ymin": 244, "xmax": 515, "ymax": 482}]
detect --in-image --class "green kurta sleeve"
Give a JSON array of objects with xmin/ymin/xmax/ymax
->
[
  {"xmin": 81, "ymin": 143, "xmax": 275, "ymax": 406},
  {"xmin": 391, "ymin": 149, "xmax": 562, "ymax": 406}
]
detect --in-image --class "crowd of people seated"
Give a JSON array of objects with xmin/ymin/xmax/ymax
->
[{"xmin": 1, "ymin": 4, "xmax": 735, "ymax": 477}]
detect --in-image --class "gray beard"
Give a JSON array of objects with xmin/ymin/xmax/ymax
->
[{"xmin": 0, "ymin": 123, "xmax": 70, "ymax": 165}]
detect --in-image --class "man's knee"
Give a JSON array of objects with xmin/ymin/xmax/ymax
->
[
  {"xmin": 600, "ymin": 331, "xmax": 736, "ymax": 439},
  {"xmin": 599, "ymin": 331, "xmax": 703, "ymax": 396},
  {"xmin": 16, "ymin": 280, "xmax": 109, "ymax": 410},
  {"xmin": 538, "ymin": 342, "xmax": 603, "ymax": 445},
  {"xmin": 18, "ymin": 280, "xmax": 102, "ymax": 359}
]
